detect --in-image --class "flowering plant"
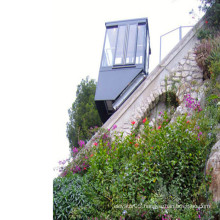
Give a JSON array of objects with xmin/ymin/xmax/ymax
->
[{"xmin": 54, "ymin": 100, "xmax": 218, "ymax": 219}]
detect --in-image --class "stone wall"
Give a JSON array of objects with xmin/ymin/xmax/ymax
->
[
  {"xmin": 160, "ymin": 48, "xmax": 203, "ymax": 103},
  {"xmin": 206, "ymin": 140, "xmax": 220, "ymax": 202}
]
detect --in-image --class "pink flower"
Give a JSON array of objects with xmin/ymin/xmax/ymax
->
[
  {"xmin": 186, "ymin": 120, "xmax": 190, "ymax": 124},
  {"xmin": 93, "ymin": 142, "xmax": 98, "ymax": 146},
  {"xmin": 158, "ymin": 125, "xmax": 161, "ymax": 129},
  {"xmin": 72, "ymin": 147, "xmax": 78, "ymax": 153},
  {"xmin": 78, "ymin": 140, "xmax": 85, "ymax": 147},
  {"xmin": 112, "ymin": 124, "xmax": 117, "ymax": 130},
  {"xmin": 198, "ymin": 131, "xmax": 203, "ymax": 136},
  {"xmin": 143, "ymin": 118, "xmax": 147, "ymax": 123}
]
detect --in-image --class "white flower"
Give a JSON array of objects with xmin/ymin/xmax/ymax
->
[{"xmin": 122, "ymin": 210, "xmax": 127, "ymax": 215}]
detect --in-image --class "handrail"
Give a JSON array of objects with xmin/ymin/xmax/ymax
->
[{"xmin": 159, "ymin": 26, "xmax": 193, "ymax": 62}]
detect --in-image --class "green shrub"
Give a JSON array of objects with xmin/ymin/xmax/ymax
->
[
  {"xmin": 195, "ymin": 33, "xmax": 220, "ymax": 79},
  {"xmin": 78, "ymin": 108, "xmax": 214, "ymax": 219},
  {"xmin": 195, "ymin": 38, "xmax": 213, "ymax": 78},
  {"xmin": 53, "ymin": 174, "xmax": 94, "ymax": 220},
  {"xmin": 201, "ymin": 0, "xmax": 220, "ymax": 30},
  {"xmin": 55, "ymin": 99, "xmax": 219, "ymax": 219},
  {"xmin": 197, "ymin": 28, "xmax": 214, "ymax": 40},
  {"xmin": 209, "ymin": 58, "xmax": 220, "ymax": 80}
]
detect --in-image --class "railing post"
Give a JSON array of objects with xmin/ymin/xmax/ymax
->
[
  {"xmin": 179, "ymin": 26, "xmax": 182, "ymax": 41},
  {"xmin": 160, "ymin": 26, "xmax": 192, "ymax": 63},
  {"xmin": 159, "ymin": 36, "xmax": 162, "ymax": 63}
]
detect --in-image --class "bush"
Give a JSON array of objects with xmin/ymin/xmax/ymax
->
[
  {"xmin": 200, "ymin": 0, "xmax": 220, "ymax": 30},
  {"xmin": 55, "ymin": 98, "xmax": 219, "ymax": 219},
  {"xmin": 79, "ymin": 108, "xmax": 214, "ymax": 218},
  {"xmin": 197, "ymin": 28, "xmax": 214, "ymax": 40},
  {"xmin": 53, "ymin": 174, "xmax": 95, "ymax": 220},
  {"xmin": 195, "ymin": 33, "xmax": 220, "ymax": 79},
  {"xmin": 59, "ymin": 127, "xmax": 112, "ymax": 177},
  {"xmin": 66, "ymin": 76, "xmax": 102, "ymax": 152}
]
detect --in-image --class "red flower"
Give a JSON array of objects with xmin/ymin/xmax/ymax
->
[
  {"xmin": 90, "ymin": 154, "xmax": 93, "ymax": 157},
  {"xmin": 143, "ymin": 118, "xmax": 147, "ymax": 123},
  {"xmin": 135, "ymin": 143, "xmax": 139, "ymax": 147},
  {"xmin": 131, "ymin": 121, "xmax": 135, "ymax": 125},
  {"xmin": 93, "ymin": 142, "xmax": 98, "ymax": 146},
  {"xmin": 186, "ymin": 120, "xmax": 190, "ymax": 124},
  {"xmin": 205, "ymin": 20, "xmax": 208, "ymax": 24},
  {"xmin": 158, "ymin": 125, "xmax": 161, "ymax": 129},
  {"xmin": 84, "ymin": 167, "xmax": 86, "ymax": 170}
]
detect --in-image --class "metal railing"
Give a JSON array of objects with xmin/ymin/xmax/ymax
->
[{"xmin": 159, "ymin": 26, "xmax": 193, "ymax": 63}]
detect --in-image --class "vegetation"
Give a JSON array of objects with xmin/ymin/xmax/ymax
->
[
  {"xmin": 55, "ymin": 59, "xmax": 220, "ymax": 218},
  {"xmin": 54, "ymin": 1, "xmax": 220, "ymax": 219},
  {"xmin": 200, "ymin": 0, "xmax": 220, "ymax": 29},
  {"xmin": 54, "ymin": 98, "xmax": 220, "ymax": 219},
  {"xmin": 195, "ymin": 34, "xmax": 220, "ymax": 79},
  {"xmin": 66, "ymin": 76, "xmax": 102, "ymax": 152},
  {"xmin": 197, "ymin": 0, "xmax": 220, "ymax": 40}
]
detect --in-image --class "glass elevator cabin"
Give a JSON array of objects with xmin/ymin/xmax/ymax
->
[{"xmin": 95, "ymin": 18, "xmax": 151, "ymax": 123}]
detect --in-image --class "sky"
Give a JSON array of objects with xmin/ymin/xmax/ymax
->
[
  {"xmin": 1, "ymin": 1, "xmax": 52, "ymax": 219},
  {"xmin": 52, "ymin": 0, "xmax": 203, "ymax": 177}
]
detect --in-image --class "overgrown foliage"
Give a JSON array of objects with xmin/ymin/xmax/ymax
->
[
  {"xmin": 53, "ymin": 174, "xmax": 95, "ymax": 219},
  {"xmin": 54, "ymin": 3, "xmax": 220, "ymax": 219},
  {"xmin": 200, "ymin": 0, "xmax": 220, "ymax": 29},
  {"xmin": 55, "ymin": 98, "xmax": 220, "ymax": 216},
  {"xmin": 196, "ymin": 0, "xmax": 220, "ymax": 40},
  {"xmin": 55, "ymin": 43, "xmax": 220, "ymax": 220},
  {"xmin": 195, "ymin": 34, "xmax": 220, "ymax": 79},
  {"xmin": 66, "ymin": 76, "xmax": 102, "ymax": 152},
  {"xmin": 54, "ymin": 93, "xmax": 220, "ymax": 218}
]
